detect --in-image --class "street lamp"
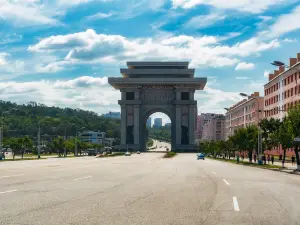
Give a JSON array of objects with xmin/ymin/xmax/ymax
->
[
  {"xmin": 271, "ymin": 61, "xmax": 285, "ymax": 67},
  {"xmin": 240, "ymin": 92, "xmax": 262, "ymax": 163},
  {"xmin": 1, "ymin": 108, "xmax": 17, "ymax": 153},
  {"xmin": 75, "ymin": 126, "xmax": 85, "ymax": 156}
]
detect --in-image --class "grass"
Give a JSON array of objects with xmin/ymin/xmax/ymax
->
[
  {"xmin": 209, "ymin": 157, "xmax": 282, "ymax": 169},
  {"xmin": 163, "ymin": 152, "xmax": 177, "ymax": 158}
]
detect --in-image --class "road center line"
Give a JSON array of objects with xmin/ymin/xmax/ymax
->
[
  {"xmin": 73, "ymin": 176, "xmax": 92, "ymax": 181},
  {"xmin": 233, "ymin": 197, "xmax": 240, "ymax": 212},
  {"xmin": 212, "ymin": 172, "xmax": 216, "ymax": 175},
  {"xmin": 0, "ymin": 190, "xmax": 18, "ymax": 194},
  {"xmin": 0, "ymin": 174, "xmax": 24, "ymax": 179},
  {"xmin": 223, "ymin": 179, "xmax": 230, "ymax": 186}
]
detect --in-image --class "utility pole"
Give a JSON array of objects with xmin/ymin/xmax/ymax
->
[
  {"xmin": 64, "ymin": 125, "xmax": 67, "ymax": 157},
  {"xmin": 75, "ymin": 127, "xmax": 78, "ymax": 157},
  {"xmin": 38, "ymin": 121, "xmax": 41, "ymax": 159}
]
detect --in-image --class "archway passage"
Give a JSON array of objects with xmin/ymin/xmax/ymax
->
[
  {"xmin": 144, "ymin": 112, "xmax": 172, "ymax": 152},
  {"xmin": 108, "ymin": 61, "xmax": 207, "ymax": 152}
]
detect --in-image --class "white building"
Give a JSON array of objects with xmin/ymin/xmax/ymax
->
[
  {"xmin": 197, "ymin": 113, "xmax": 221, "ymax": 139},
  {"xmin": 79, "ymin": 131, "xmax": 114, "ymax": 147}
]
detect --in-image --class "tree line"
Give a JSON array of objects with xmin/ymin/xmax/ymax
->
[
  {"xmin": 0, "ymin": 100, "xmax": 120, "ymax": 142},
  {"xmin": 200, "ymin": 103, "xmax": 300, "ymax": 170},
  {"xmin": 2, "ymin": 135, "xmax": 104, "ymax": 160}
]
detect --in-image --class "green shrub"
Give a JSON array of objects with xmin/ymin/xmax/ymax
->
[{"xmin": 163, "ymin": 152, "xmax": 177, "ymax": 158}]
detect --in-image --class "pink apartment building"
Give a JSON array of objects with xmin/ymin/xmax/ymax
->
[
  {"xmin": 225, "ymin": 92, "xmax": 264, "ymax": 140},
  {"xmin": 264, "ymin": 53, "xmax": 300, "ymax": 156}
]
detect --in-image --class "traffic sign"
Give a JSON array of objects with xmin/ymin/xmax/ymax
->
[{"xmin": 294, "ymin": 137, "xmax": 300, "ymax": 142}]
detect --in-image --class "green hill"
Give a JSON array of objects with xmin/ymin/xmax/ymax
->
[{"xmin": 0, "ymin": 100, "xmax": 120, "ymax": 142}]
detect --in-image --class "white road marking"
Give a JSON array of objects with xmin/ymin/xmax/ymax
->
[
  {"xmin": 73, "ymin": 176, "xmax": 92, "ymax": 181},
  {"xmin": 82, "ymin": 165, "xmax": 94, "ymax": 168},
  {"xmin": 55, "ymin": 168, "xmax": 65, "ymax": 171},
  {"xmin": 112, "ymin": 170, "xmax": 117, "ymax": 172},
  {"xmin": 233, "ymin": 197, "xmax": 240, "ymax": 211},
  {"xmin": 212, "ymin": 172, "xmax": 216, "ymax": 175},
  {"xmin": 223, "ymin": 179, "xmax": 230, "ymax": 186},
  {"xmin": 0, "ymin": 174, "xmax": 24, "ymax": 179},
  {"xmin": 0, "ymin": 190, "xmax": 18, "ymax": 194}
]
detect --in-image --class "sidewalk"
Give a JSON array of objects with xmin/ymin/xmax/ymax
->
[{"xmin": 233, "ymin": 157, "xmax": 300, "ymax": 175}]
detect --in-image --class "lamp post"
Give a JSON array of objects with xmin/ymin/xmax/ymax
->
[
  {"xmin": 240, "ymin": 93, "xmax": 262, "ymax": 163},
  {"xmin": 37, "ymin": 121, "xmax": 41, "ymax": 159},
  {"xmin": 75, "ymin": 126, "xmax": 85, "ymax": 156},
  {"xmin": 1, "ymin": 109, "xmax": 17, "ymax": 154}
]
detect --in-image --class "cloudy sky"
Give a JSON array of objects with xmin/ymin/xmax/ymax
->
[{"xmin": 1, "ymin": 0, "xmax": 300, "ymax": 124}]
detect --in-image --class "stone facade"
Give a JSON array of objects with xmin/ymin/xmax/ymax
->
[{"xmin": 108, "ymin": 62, "xmax": 207, "ymax": 152}]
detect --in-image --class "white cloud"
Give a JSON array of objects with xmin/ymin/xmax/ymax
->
[
  {"xmin": 0, "ymin": 76, "xmax": 119, "ymax": 114},
  {"xmin": 172, "ymin": 0, "xmax": 286, "ymax": 13},
  {"xmin": 235, "ymin": 62, "xmax": 255, "ymax": 70},
  {"xmin": 0, "ymin": 0, "xmax": 59, "ymax": 26},
  {"xmin": 264, "ymin": 6, "xmax": 300, "ymax": 38},
  {"xmin": 264, "ymin": 70, "xmax": 270, "ymax": 78},
  {"xmin": 282, "ymin": 38, "xmax": 298, "ymax": 43},
  {"xmin": 86, "ymin": 12, "xmax": 114, "ymax": 20},
  {"xmin": 28, "ymin": 29, "xmax": 280, "ymax": 71},
  {"xmin": 184, "ymin": 13, "xmax": 226, "ymax": 29},
  {"xmin": 0, "ymin": 53, "xmax": 9, "ymax": 65},
  {"xmin": 236, "ymin": 76, "xmax": 249, "ymax": 80}
]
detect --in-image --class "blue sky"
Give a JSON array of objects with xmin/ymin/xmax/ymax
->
[{"xmin": 1, "ymin": 0, "xmax": 300, "ymax": 124}]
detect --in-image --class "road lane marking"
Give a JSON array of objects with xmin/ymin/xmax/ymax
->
[
  {"xmin": 55, "ymin": 168, "xmax": 65, "ymax": 171},
  {"xmin": 0, "ymin": 190, "xmax": 18, "ymax": 194},
  {"xmin": 233, "ymin": 197, "xmax": 240, "ymax": 211},
  {"xmin": 73, "ymin": 176, "xmax": 92, "ymax": 181},
  {"xmin": 112, "ymin": 170, "xmax": 118, "ymax": 172},
  {"xmin": 223, "ymin": 179, "xmax": 230, "ymax": 186},
  {"xmin": 0, "ymin": 174, "xmax": 24, "ymax": 179},
  {"xmin": 212, "ymin": 172, "xmax": 216, "ymax": 175}
]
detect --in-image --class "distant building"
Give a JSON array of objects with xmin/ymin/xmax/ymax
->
[
  {"xmin": 202, "ymin": 115, "xmax": 226, "ymax": 141},
  {"xmin": 146, "ymin": 117, "xmax": 152, "ymax": 128},
  {"xmin": 102, "ymin": 112, "xmax": 121, "ymax": 119},
  {"xmin": 153, "ymin": 118, "xmax": 162, "ymax": 128},
  {"xmin": 165, "ymin": 122, "xmax": 171, "ymax": 128},
  {"xmin": 225, "ymin": 92, "xmax": 264, "ymax": 140},
  {"xmin": 78, "ymin": 130, "xmax": 114, "ymax": 147},
  {"xmin": 197, "ymin": 113, "xmax": 220, "ymax": 139}
]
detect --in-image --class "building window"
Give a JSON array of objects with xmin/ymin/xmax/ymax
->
[
  {"xmin": 291, "ymin": 75, "xmax": 294, "ymax": 82},
  {"xmin": 181, "ymin": 92, "xmax": 190, "ymax": 100},
  {"xmin": 126, "ymin": 92, "xmax": 135, "ymax": 100},
  {"xmin": 292, "ymin": 88, "xmax": 294, "ymax": 96}
]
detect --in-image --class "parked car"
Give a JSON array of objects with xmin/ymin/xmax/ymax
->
[
  {"xmin": 137, "ymin": 151, "xmax": 140, "ymax": 154},
  {"xmin": 125, "ymin": 152, "xmax": 131, "ymax": 156},
  {"xmin": 87, "ymin": 149, "xmax": 97, "ymax": 156},
  {"xmin": 197, "ymin": 153, "xmax": 205, "ymax": 160}
]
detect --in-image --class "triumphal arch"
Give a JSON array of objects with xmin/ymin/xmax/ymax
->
[{"xmin": 108, "ymin": 62, "xmax": 207, "ymax": 152}]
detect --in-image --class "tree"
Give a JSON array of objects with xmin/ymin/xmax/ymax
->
[
  {"xmin": 259, "ymin": 118, "xmax": 281, "ymax": 155},
  {"xmin": 21, "ymin": 136, "xmax": 33, "ymax": 159},
  {"xmin": 64, "ymin": 138, "xmax": 75, "ymax": 155},
  {"xmin": 270, "ymin": 118, "xmax": 293, "ymax": 167},
  {"xmin": 53, "ymin": 136, "xmax": 64, "ymax": 157},
  {"xmin": 286, "ymin": 103, "xmax": 300, "ymax": 170},
  {"xmin": 3, "ymin": 137, "xmax": 22, "ymax": 160}
]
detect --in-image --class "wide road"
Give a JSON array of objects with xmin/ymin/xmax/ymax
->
[{"xmin": 1, "ymin": 154, "xmax": 300, "ymax": 225}]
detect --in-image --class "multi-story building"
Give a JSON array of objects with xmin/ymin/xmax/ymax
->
[
  {"xmin": 197, "ymin": 113, "xmax": 219, "ymax": 139},
  {"xmin": 102, "ymin": 112, "xmax": 121, "ymax": 119},
  {"xmin": 79, "ymin": 131, "xmax": 114, "ymax": 147},
  {"xmin": 202, "ymin": 115, "xmax": 226, "ymax": 141},
  {"xmin": 146, "ymin": 117, "xmax": 152, "ymax": 128},
  {"xmin": 153, "ymin": 118, "xmax": 162, "ymax": 128},
  {"xmin": 264, "ymin": 53, "xmax": 300, "ymax": 120},
  {"xmin": 225, "ymin": 92, "xmax": 264, "ymax": 139}
]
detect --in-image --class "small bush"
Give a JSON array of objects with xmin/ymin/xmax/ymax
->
[{"xmin": 163, "ymin": 152, "xmax": 177, "ymax": 158}]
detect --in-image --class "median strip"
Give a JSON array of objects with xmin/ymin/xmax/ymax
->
[{"xmin": 73, "ymin": 176, "xmax": 92, "ymax": 181}]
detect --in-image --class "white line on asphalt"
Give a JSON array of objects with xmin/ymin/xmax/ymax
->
[
  {"xmin": 73, "ymin": 176, "xmax": 92, "ymax": 181},
  {"xmin": 0, "ymin": 174, "xmax": 24, "ymax": 179},
  {"xmin": 223, "ymin": 179, "xmax": 230, "ymax": 186},
  {"xmin": 233, "ymin": 197, "xmax": 240, "ymax": 212},
  {"xmin": 212, "ymin": 172, "xmax": 216, "ymax": 175},
  {"xmin": 55, "ymin": 168, "xmax": 65, "ymax": 171},
  {"xmin": 0, "ymin": 190, "xmax": 18, "ymax": 194},
  {"xmin": 82, "ymin": 165, "xmax": 94, "ymax": 168},
  {"xmin": 112, "ymin": 170, "xmax": 117, "ymax": 172}
]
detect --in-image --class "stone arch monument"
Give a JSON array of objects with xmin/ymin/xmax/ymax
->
[{"xmin": 108, "ymin": 62, "xmax": 207, "ymax": 152}]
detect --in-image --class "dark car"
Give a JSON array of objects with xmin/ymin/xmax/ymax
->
[
  {"xmin": 197, "ymin": 153, "xmax": 205, "ymax": 160},
  {"xmin": 87, "ymin": 149, "xmax": 97, "ymax": 156}
]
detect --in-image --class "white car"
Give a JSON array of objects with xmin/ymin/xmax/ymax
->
[
  {"xmin": 125, "ymin": 152, "xmax": 131, "ymax": 156},
  {"xmin": 137, "ymin": 151, "xmax": 140, "ymax": 154}
]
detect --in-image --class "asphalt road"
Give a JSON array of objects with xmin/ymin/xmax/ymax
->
[
  {"xmin": 148, "ymin": 139, "xmax": 171, "ymax": 151},
  {"xmin": 1, "ymin": 154, "xmax": 300, "ymax": 225}
]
